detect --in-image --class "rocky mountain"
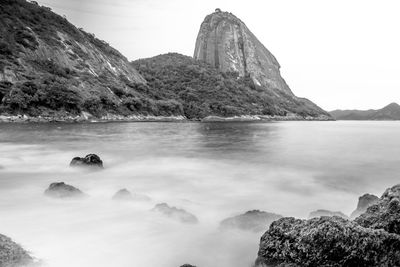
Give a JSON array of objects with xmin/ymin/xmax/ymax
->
[
  {"xmin": 0, "ymin": 0, "xmax": 183, "ymax": 119},
  {"xmin": 193, "ymin": 9, "xmax": 329, "ymax": 118},
  {"xmin": 0, "ymin": 1, "xmax": 329, "ymax": 120},
  {"xmin": 330, "ymin": 103, "xmax": 400, "ymax": 120}
]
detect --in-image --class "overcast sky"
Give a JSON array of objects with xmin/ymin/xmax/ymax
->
[{"xmin": 37, "ymin": 0, "xmax": 400, "ymax": 111}]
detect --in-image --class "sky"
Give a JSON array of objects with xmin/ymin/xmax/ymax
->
[{"xmin": 36, "ymin": 0, "xmax": 400, "ymax": 111}]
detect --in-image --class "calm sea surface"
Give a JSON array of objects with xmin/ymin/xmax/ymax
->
[{"xmin": 0, "ymin": 121, "xmax": 399, "ymax": 267}]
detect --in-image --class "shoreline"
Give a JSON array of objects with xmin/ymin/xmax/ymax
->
[{"xmin": 0, "ymin": 113, "xmax": 334, "ymax": 123}]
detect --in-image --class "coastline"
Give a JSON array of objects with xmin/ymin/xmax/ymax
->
[{"xmin": 0, "ymin": 113, "xmax": 333, "ymax": 123}]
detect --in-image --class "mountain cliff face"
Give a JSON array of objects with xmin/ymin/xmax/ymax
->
[
  {"xmin": 0, "ymin": 0, "xmax": 161, "ymax": 118},
  {"xmin": 194, "ymin": 10, "xmax": 292, "ymax": 95},
  {"xmin": 330, "ymin": 103, "xmax": 400, "ymax": 120}
]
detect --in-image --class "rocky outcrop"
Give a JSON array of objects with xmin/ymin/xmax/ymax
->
[
  {"xmin": 255, "ymin": 184, "xmax": 400, "ymax": 266},
  {"xmin": 152, "ymin": 203, "xmax": 198, "ymax": 224},
  {"xmin": 355, "ymin": 184, "xmax": 400, "ymax": 235},
  {"xmin": 255, "ymin": 216, "xmax": 400, "ymax": 267},
  {"xmin": 70, "ymin": 154, "xmax": 103, "ymax": 168},
  {"xmin": 193, "ymin": 9, "xmax": 330, "ymax": 118},
  {"xmin": 308, "ymin": 209, "xmax": 348, "ymax": 219},
  {"xmin": 0, "ymin": 234, "xmax": 33, "ymax": 267},
  {"xmin": 44, "ymin": 182, "xmax": 85, "ymax": 198},
  {"xmin": 220, "ymin": 210, "xmax": 282, "ymax": 232},
  {"xmin": 112, "ymin": 188, "xmax": 150, "ymax": 201},
  {"xmin": 350, "ymin": 193, "xmax": 379, "ymax": 219}
]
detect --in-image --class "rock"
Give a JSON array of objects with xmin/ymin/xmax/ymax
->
[
  {"xmin": 308, "ymin": 209, "xmax": 349, "ymax": 219},
  {"xmin": 70, "ymin": 154, "xmax": 103, "ymax": 168},
  {"xmin": 220, "ymin": 210, "xmax": 282, "ymax": 232},
  {"xmin": 180, "ymin": 265, "xmax": 196, "ymax": 267},
  {"xmin": 355, "ymin": 184, "xmax": 400, "ymax": 235},
  {"xmin": 44, "ymin": 182, "xmax": 85, "ymax": 198},
  {"xmin": 350, "ymin": 193, "xmax": 379, "ymax": 219},
  {"xmin": 152, "ymin": 203, "xmax": 198, "ymax": 224},
  {"xmin": 255, "ymin": 216, "xmax": 400, "ymax": 267},
  {"xmin": 193, "ymin": 10, "xmax": 330, "ymax": 118},
  {"xmin": 112, "ymin": 188, "xmax": 151, "ymax": 201},
  {"xmin": 0, "ymin": 234, "xmax": 33, "ymax": 267}
]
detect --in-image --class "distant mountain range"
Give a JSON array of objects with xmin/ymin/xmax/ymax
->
[{"xmin": 330, "ymin": 103, "xmax": 400, "ymax": 120}]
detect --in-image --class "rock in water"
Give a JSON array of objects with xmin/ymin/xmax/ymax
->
[
  {"xmin": 220, "ymin": 210, "xmax": 282, "ymax": 232},
  {"xmin": 180, "ymin": 265, "xmax": 196, "ymax": 267},
  {"xmin": 44, "ymin": 182, "xmax": 85, "ymax": 198},
  {"xmin": 355, "ymin": 184, "xmax": 400, "ymax": 235},
  {"xmin": 112, "ymin": 189, "xmax": 133, "ymax": 200},
  {"xmin": 308, "ymin": 209, "xmax": 349, "ymax": 219},
  {"xmin": 193, "ymin": 9, "xmax": 329, "ymax": 118},
  {"xmin": 0, "ymin": 234, "xmax": 33, "ymax": 267},
  {"xmin": 350, "ymin": 193, "xmax": 379, "ymax": 219},
  {"xmin": 70, "ymin": 154, "xmax": 103, "ymax": 168},
  {"xmin": 255, "ymin": 216, "xmax": 400, "ymax": 267},
  {"xmin": 152, "ymin": 203, "xmax": 198, "ymax": 224},
  {"xmin": 112, "ymin": 188, "xmax": 151, "ymax": 201}
]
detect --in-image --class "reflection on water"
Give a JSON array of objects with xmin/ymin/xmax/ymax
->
[{"xmin": 0, "ymin": 121, "xmax": 399, "ymax": 267}]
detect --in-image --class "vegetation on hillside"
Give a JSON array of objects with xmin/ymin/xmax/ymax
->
[{"xmin": 132, "ymin": 53, "xmax": 328, "ymax": 119}]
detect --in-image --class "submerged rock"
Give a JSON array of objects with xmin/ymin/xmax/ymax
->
[
  {"xmin": 220, "ymin": 210, "xmax": 282, "ymax": 232},
  {"xmin": 0, "ymin": 234, "xmax": 33, "ymax": 267},
  {"xmin": 255, "ymin": 216, "xmax": 400, "ymax": 267},
  {"xmin": 152, "ymin": 203, "xmax": 198, "ymax": 224},
  {"xmin": 350, "ymin": 193, "xmax": 379, "ymax": 219},
  {"xmin": 44, "ymin": 182, "xmax": 85, "ymax": 198},
  {"xmin": 70, "ymin": 154, "xmax": 103, "ymax": 168},
  {"xmin": 112, "ymin": 188, "xmax": 150, "ymax": 201},
  {"xmin": 355, "ymin": 184, "xmax": 400, "ymax": 235},
  {"xmin": 308, "ymin": 209, "xmax": 348, "ymax": 219}
]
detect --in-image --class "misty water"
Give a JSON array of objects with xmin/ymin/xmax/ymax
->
[{"xmin": 0, "ymin": 121, "xmax": 399, "ymax": 267}]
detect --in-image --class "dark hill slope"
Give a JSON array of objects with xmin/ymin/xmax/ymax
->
[
  {"xmin": 330, "ymin": 103, "xmax": 400, "ymax": 120},
  {"xmin": 0, "ymin": 0, "xmax": 183, "ymax": 118},
  {"xmin": 132, "ymin": 53, "xmax": 330, "ymax": 119}
]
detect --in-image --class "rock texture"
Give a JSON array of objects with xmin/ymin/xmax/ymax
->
[
  {"xmin": 256, "ymin": 216, "xmax": 400, "ymax": 267},
  {"xmin": 255, "ymin": 184, "xmax": 400, "ymax": 266},
  {"xmin": 193, "ymin": 9, "xmax": 329, "ymax": 118},
  {"xmin": 330, "ymin": 102, "xmax": 400, "ymax": 120},
  {"xmin": 308, "ymin": 209, "xmax": 348, "ymax": 219},
  {"xmin": 70, "ymin": 154, "xmax": 103, "ymax": 168},
  {"xmin": 355, "ymin": 184, "xmax": 400, "ymax": 235},
  {"xmin": 350, "ymin": 193, "xmax": 379, "ymax": 219},
  {"xmin": 44, "ymin": 182, "xmax": 85, "ymax": 198},
  {"xmin": 220, "ymin": 210, "xmax": 282, "ymax": 232},
  {"xmin": 152, "ymin": 203, "xmax": 198, "ymax": 224},
  {"xmin": 0, "ymin": 234, "xmax": 33, "ymax": 267}
]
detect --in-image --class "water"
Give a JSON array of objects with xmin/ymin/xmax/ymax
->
[{"xmin": 0, "ymin": 121, "xmax": 399, "ymax": 267}]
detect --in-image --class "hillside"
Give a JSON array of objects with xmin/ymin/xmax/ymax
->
[
  {"xmin": 0, "ymin": 0, "xmax": 183, "ymax": 119},
  {"xmin": 132, "ymin": 53, "xmax": 330, "ymax": 119},
  {"xmin": 0, "ymin": 1, "xmax": 330, "ymax": 121},
  {"xmin": 330, "ymin": 103, "xmax": 400, "ymax": 120}
]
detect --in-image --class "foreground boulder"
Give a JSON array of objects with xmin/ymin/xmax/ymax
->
[
  {"xmin": 112, "ymin": 188, "xmax": 150, "ymax": 201},
  {"xmin": 152, "ymin": 203, "xmax": 198, "ymax": 224},
  {"xmin": 256, "ymin": 216, "xmax": 400, "ymax": 267},
  {"xmin": 308, "ymin": 209, "xmax": 348, "ymax": 219},
  {"xmin": 355, "ymin": 184, "xmax": 400, "ymax": 234},
  {"xmin": 70, "ymin": 154, "xmax": 103, "ymax": 168},
  {"xmin": 350, "ymin": 193, "xmax": 379, "ymax": 219},
  {"xmin": 220, "ymin": 210, "xmax": 282, "ymax": 232},
  {"xmin": 0, "ymin": 234, "xmax": 33, "ymax": 267},
  {"xmin": 44, "ymin": 182, "xmax": 85, "ymax": 198}
]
